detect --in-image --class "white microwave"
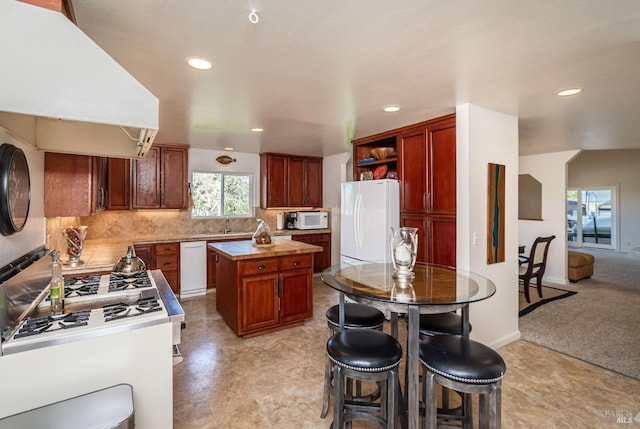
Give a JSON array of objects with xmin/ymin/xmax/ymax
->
[{"xmin": 292, "ymin": 211, "xmax": 329, "ymax": 230}]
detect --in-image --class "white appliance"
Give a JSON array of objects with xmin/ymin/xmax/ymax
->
[
  {"xmin": 340, "ymin": 179, "xmax": 400, "ymax": 263},
  {"xmin": 180, "ymin": 241, "xmax": 207, "ymax": 298},
  {"xmin": 292, "ymin": 211, "xmax": 329, "ymax": 230}
]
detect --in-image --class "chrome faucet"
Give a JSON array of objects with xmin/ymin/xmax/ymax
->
[{"xmin": 223, "ymin": 216, "xmax": 231, "ymax": 234}]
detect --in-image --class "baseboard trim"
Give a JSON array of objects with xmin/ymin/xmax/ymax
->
[{"xmin": 486, "ymin": 330, "xmax": 521, "ymax": 350}]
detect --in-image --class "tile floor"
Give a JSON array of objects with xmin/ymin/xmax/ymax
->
[{"xmin": 173, "ymin": 278, "xmax": 640, "ymax": 428}]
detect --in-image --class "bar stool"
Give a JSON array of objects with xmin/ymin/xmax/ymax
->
[
  {"xmin": 328, "ymin": 329, "xmax": 403, "ymax": 428},
  {"xmin": 419, "ymin": 335, "xmax": 506, "ymax": 429},
  {"xmin": 415, "ymin": 312, "xmax": 472, "ymax": 424},
  {"xmin": 417, "ymin": 312, "xmax": 468, "ymax": 337},
  {"xmin": 321, "ymin": 303, "xmax": 386, "ymax": 418}
]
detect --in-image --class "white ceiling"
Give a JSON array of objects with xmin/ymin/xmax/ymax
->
[{"xmin": 72, "ymin": 0, "xmax": 640, "ymax": 157}]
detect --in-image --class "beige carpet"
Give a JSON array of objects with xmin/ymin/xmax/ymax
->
[
  {"xmin": 518, "ymin": 284, "xmax": 577, "ymax": 316},
  {"xmin": 519, "ymin": 249, "xmax": 640, "ymax": 380}
]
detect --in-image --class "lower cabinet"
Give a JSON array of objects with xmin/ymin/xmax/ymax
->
[
  {"xmin": 216, "ymin": 252, "xmax": 313, "ymax": 337},
  {"xmin": 207, "ymin": 246, "xmax": 217, "ymax": 289},
  {"xmin": 291, "ymin": 233, "xmax": 331, "ymax": 272},
  {"xmin": 401, "ymin": 214, "xmax": 456, "ymax": 267},
  {"xmin": 134, "ymin": 242, "xmax": 181, "ymax": 295},
  {"xmin": 206, "ymin": 238, "xmax": 239, "ymax": 289}
]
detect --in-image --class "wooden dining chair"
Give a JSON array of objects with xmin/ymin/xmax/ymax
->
[{"xmin": 518, "ymin": 235, "xmax": 555, "ymax": 303}]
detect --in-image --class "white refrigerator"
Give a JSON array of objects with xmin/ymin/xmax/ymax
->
[{"xmin": 340, "ymin": 179, "xmax": 400, "ymax": 264}]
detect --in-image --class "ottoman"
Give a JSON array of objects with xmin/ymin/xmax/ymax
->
[{"xmin": 568, "ymin": 251, "xmax": 595, "ymax": 282}]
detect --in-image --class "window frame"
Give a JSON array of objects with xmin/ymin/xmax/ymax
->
[{"xmin": 190, "ymin": 170, "xmax": 254, "ymax": 219}]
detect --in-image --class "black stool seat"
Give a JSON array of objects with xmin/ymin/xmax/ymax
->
[
  {"xmin": 418, "ymin": 312, "xmax": 471, "ymax": 336},
  {"xmin": 327, "ymin": 330, "xmax": 402, "ymax": 428},
  {"xmin": 326, "ymin": 303, "xmax": 385, "ymax": 330},
  {"xmin": 328, "ymin": 330, "xmax": 403, "ymax": 371},
  {"xmin": 419, "ymin": 335, "xmax": 506, "ymax": 383}
]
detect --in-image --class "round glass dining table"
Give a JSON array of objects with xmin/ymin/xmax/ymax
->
[{"xmin": 321, "ymin": 262, "xmax": 496, "ymax": 429}]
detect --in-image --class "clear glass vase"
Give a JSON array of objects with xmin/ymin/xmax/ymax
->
[
  {"xmin": 390, "ymin": 226, "xmax": 418, "ymax": 279},
  {"xmin": 62, "ymin": 225, "xmax": 88, "ymax": 265}
]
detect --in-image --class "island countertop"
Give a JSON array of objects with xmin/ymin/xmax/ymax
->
[{"xmin": 208, "ymin": 238, "xmax": 322, "ymax": 260}]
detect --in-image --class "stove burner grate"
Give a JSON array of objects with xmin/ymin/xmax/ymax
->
[
  {"xmin": 14, "ymin": 310, "xmax": 91, "ymax": 339},
  {"xmin": 103, "ymin": 298, "xmax": 162, "ymax": 322},
  {"xmin": 108, "ymin": 272, "xmax": 152, "ymax": 292},
  {"xmin": 65, "ymin": 283, "xmax": 99, "ymax": 297}
]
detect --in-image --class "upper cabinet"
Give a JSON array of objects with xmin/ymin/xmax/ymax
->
[
  {"xmin": 44, "ymin": 153, "xmax": 107, "ymax": 217},
  {"xmin": 132, "ymin": 143, "xmax": 189, "ymax": 210},
  {"xmin": 107, "ymin": 158, "xmax": 131, "ymax": 210},
  {"xmin": 399, "ymin": 114, "xmax": 456, "ymax": 215},
  {"xmin": 352, "ymin": 113, "xmax": 456, "ymax": 266},
  {"xmin": 260, "ymin": 153, "xmax": 323, "ymax": 208},
  {"xmin": 352, "ymin": 135, "xmax": 398, "ymax": 181}
]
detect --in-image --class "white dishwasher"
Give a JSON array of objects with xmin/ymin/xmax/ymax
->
[{"xmin": 180, "ymin": 241, "xmax": 207, "ymax": 298}]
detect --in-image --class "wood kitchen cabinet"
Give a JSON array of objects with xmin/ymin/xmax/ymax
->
[
  {"xmin": 401, "ymin": 214, "xmax": 456, "ymax": 267},
  {"xmin": 133, "ymin": 242, "xmax": 180, "ymax": 295},
  {"xmin": 398, "ymin": 114, "xmax": 456, "ymax": 215},
  {"xmin": 207, "ymin": 245, "xmax": 217, "ymax": 289},
  {"xmin": 353, "ymin": 113, "xmax": 456, "ymax": 266},
  {"xmin": 223, "ymin": 254, "xmax": 313, "ymax": 336},
  {"xmin": 107, "ymin": 158, "xmax": 131, "ymax": 210},
  {"xmin": 292, "ymin": 233, "xmax": 331, "ymax": 272},
  {"xmin": 212, "ymin": 240, "xmax": 318, "ymax": 338},
  {"xmin": 352, "ymin": 135, "xmax": 398, "ymax": 182},
  {"xmin": 132, "ymin": 143, "xmax": 189, "ymax": 209},
  {"xmin": 259, "ymin": 153, "xmax": 323, "ymax": 208},
  {"xmin": 133, "ymin": 244, "xmax": 153, "ymax": 268},
  {"xmin": 44, "ymin": 152, "xmax": 107, "ymax": 217},
  {"xmin": 206, "ymin": 238, "xmax": 238, "ymax": 289}
]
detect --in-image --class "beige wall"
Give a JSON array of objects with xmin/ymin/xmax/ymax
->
[
  {"xmin": 457, "ymin": 103, "xmax": 520, "ymax": 349},
  {"xmin": 518, "ymin": 150, "xmax": 580, "ymax": 284}
]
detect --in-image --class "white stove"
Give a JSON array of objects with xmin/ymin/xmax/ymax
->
[
  {"xmin": 2, "ymin": 271, "xmax": 168, "ymax": 355},
  {"xmin": 0, "ymin": 252, "xmax": 177, "ymax": 428}
]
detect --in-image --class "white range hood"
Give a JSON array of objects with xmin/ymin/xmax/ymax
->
[{"xmin": 0, "ymin": 0, "xmax": 159, "ymax": 159}]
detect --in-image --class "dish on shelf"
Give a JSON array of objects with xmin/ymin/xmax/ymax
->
[
  {"xmin": 370, "ymin": 147, "xmax": 394, "ymax": 160},
  {"xmin": 358, "ymin": 158, "xmax": 376, "ymax": 164},
  {"xmin": 373, "ymin": 165, "xmax": 388, "ymax": 179},
  {"xmin": 358, "ymin": 157, "xmax": 377, "ymax": 164},
  {"xmin": 360, "ymin": 171, "xmax": 374, "ymax": 181}
]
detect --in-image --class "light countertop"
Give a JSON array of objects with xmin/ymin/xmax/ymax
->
[
  {"xmin": 208, "ymin": 238, "xmax": 322, "ymax": 261},
  {"xmin": 62, "ymin": 229, "xmax": 331, "ymax": 275}
]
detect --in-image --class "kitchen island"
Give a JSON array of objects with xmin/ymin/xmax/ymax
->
[{"xmin": 209, "ymin": 239, "xmax": 322, "ymax": 337}]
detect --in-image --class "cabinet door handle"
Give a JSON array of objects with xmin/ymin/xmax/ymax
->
[
  {"xmin": 257, "ymin": 265, "xmax": 266, "ymax": 270},
  {"xmin": 163, "ymin": 262, "xmax": 171, "ymax": 266},
  {"xmin": 293, "ymin": 261, "xmax": 300, "ymax": 266}
]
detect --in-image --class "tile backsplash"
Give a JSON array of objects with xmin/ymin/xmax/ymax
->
[{"xmin": 46, "ymin": 208, "xmax": 283, "ymax": 243}]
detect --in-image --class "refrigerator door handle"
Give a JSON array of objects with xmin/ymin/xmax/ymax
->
[{"xmin": 354, "ymin": 193, "xmax": 363, "ymax": 248}]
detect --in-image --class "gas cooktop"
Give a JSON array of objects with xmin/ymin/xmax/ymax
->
[{"xmin": 2, "ymin": 271, "xmax": 169, "ymax": 355}]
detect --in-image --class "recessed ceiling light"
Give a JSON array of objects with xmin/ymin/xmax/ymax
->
[
  {"xmin": 251, "ymin": 127, "xmax": 264, "ymax": 132},
  {"xmin": 557, "ymin": 88, "xmax": 582, "ymax": 97},
  {"xmin": 224, "ymin": 147, "xmax": 234, "ymax": 151},
  {"xmin": 186, "ymin": 57, "xmax": 212, "ymax": 70},
  {"xmin": 384, "ymin": 105, "xmax": 401, "ymax": 113}
]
